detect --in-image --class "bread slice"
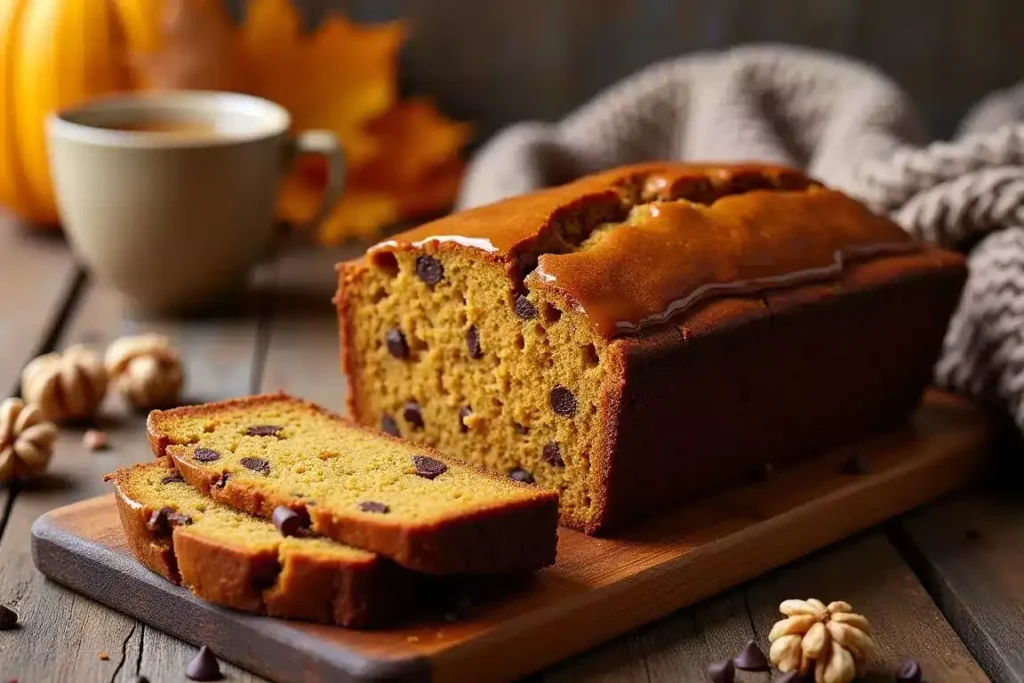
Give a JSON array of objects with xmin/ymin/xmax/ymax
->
[
  {"xmin": 147, "ymin": 394, "xmax": 560, "ymax": 574},
  {"xmin": 106, "ymin": 458, "xmax": 410, "ymax": 627}
]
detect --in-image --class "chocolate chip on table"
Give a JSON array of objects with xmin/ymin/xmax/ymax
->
[
  {"xmin": 542, "ymin": 442, "xmax": 564, "ymax": 467},
  {"xmin": 381, "ymin": 414, "xmax": 401, "ymax": 437},
  {"xmin": 146, "ymin": 507, "xmax": 192, "ymax": 534},
  {"xmin": 707, "ymin": 658, "xmax": 735, "ymax": 683},
  {"xmin": 213, "ymin": 472, "xmax": 230, "ymax": 489},
  {"xmin": 415, "ymin": 255, "xmax": 444, "ymax": 286},
  {"xmin": 897, "ymin": 660, "xmax": 923, "ymax": 683},
  {"xmin": 193, "ymin": 447, "xmax": 221, "ymax": 463},
  {"xmin": 272, "ymin": 505, "xmax": 307, "ymax": 537},
  {"xmin": 466, "ymin": 326, "xmax": 483, "ymax": 359},
  {"xmin": 160, "ymin": 473, "xmax": 185, "ymax": 485},
  {"xmin": 245, "ymin": 425, "xmax": 282, "ymax": 437},
  {"xmin": 513, "ymin": 422, "xmax": 529, "ymax": 435},
  {"xmin": 186, "ymin": 645, "xmax": 223, "ymax": 681},
  {"xmin": 840, "ymin": 454, "xmax": 869, "ymax": 475},
  {"xmin": 733, "ymin": 639, "xmax": 769, "ymax": 671},
  {"xmin": 458, "ymin": 406, "xmax": 472, "ymax": 433},
  {"xmin": 413, "ymin": 455, "xmax": 448, "ymax": 480},
  {"xmin": 129, "ymin": 676, "xmax": 150, "ymax": 683},
  {"xmin": 239, "ymin": 456, "xmax": 271, "ymax": 475},
  {"xmin": 514, "ymin": 294, "xmax": 538, "ymax": 320},
  {"xmin": 550, "ymin": 385, "xmax": 578, "ymax": 417},
  {"xmin": 403, "ymin": 401, "xmax": 424, "ymax": 430},
  {"xmin": 386, "ymin": 329, "xmax": 410, "ymax": 359},
  {"xmin": 0, "ymin": 604, "xmax": 18, "ymax": 630},
  {"xmin": 359, "ymin": 501, "xmax": 390, "ymax": 514},
  {"xmin": 509, "ymin": 468, "xmax": 535, "ymax": 484}
]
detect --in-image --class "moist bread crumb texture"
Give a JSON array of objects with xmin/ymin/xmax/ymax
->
[
  {"xmin": 148, "ymin": 394, "xmax": 559, "ymax": 574},
  {"xmin": 343, "ymin": 249, "xmax": 605, "ymax": 530},
  {"xmin": 107, "ymin": 458, "xmax": 403, "ymax": 627}
]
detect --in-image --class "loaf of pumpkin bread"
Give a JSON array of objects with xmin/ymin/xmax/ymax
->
[
  {"xmin": 106, "ymin": 458, "xmax": 411, "ymax": 627},
  {"xmin": 147, "ymin": 394, "xmax": 559, "ymax": 574},
  {"xmin": 335, "ymin": 162, "xmax": 967, "ymax": 534}
]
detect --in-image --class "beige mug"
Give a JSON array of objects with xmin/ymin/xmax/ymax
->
[{"xmin": 47, "ymin": 90, "xmax": 344, "ymax": 313}]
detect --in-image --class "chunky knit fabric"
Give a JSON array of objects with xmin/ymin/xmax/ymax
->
[{"xmin": 457, "ymin": 44, "xmax": 1024, "ymax": 432}]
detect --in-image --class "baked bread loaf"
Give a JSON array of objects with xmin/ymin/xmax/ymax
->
[
  {"xmin": 106, "ymin": 458, "xmax": 409, "ymax": 627},
  {"xmin": 335, "ymin": 162, "xmax": 967, "ymax": 534},
  {"xmin": 147, "ymin": 394, "xmax": 559, "ymax": 574}
]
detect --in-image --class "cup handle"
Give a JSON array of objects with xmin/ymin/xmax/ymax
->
[{"xmin": 286, "ymin": 130, "xmax": 345, "ymax": 235}]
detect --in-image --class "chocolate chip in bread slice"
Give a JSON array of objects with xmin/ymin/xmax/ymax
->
[
  {"xmin": 106, "ymin": 458, "xmax": 412, "ymax": 627},
  {"xmin": 147, "ymin": 394, "xmax": 560, "ymax": 574}
]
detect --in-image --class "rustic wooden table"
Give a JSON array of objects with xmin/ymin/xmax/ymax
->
[{"xmin": 0, "ymin": 215, "xmax": 1019, "ymax": 683}]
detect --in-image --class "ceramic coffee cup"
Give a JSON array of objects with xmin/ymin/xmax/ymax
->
[{"xmin": 47, "ymin": 90, "xmax": 344, "ymax": 313}]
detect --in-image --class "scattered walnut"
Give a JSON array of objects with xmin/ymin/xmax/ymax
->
[
  {"xmin": 105, "ymin": 334, "xmax": 183, "ymax": 411},
  {"xmin": 0, "ymin": 398, "xmax": 58, "ymax": 483},
  {"xmin": 21, "ymin": 345, "xmax": 107, "ymax": 422},
  {"xmin": 768, "ymin": 599, "xmax": 874, "ymax": 683}
]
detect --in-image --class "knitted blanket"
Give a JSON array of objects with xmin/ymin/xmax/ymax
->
[{"xmin": 456, "ymin": 45, "xmax": 1024, "ymax": 432}]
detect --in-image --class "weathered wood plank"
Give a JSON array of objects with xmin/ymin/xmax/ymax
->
[
  {"xmin": 899, "ymin": 492, "xmax": 1024, "ymax": 682},
  {"xmin": 0, "ymin": 271, "xmax": 270, "ymax": 683},
  {"xmin": 544, "ymin": 534, "xmax": 988, "ymax": 682}
]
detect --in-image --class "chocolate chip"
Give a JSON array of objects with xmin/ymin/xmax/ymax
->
[
  {"xmin": 381, "ymin": 414, "xmax": 400, "ymax": 437},
  {"xmin": 0, "ymin": 604, "xmax": 18, "ymax": 630},
  {"xmin": 213, "ymin": 472, "xmax": 230, "ymax": 489},
  {"xmin": 966, "ymin": 528, "xmax": 982, "ymax": 540},
  {"xmin": 358, "ymin": 501, "xmax": 389, "ymax": 514},
  {"xmin": 733, "ymin": 640, "xmax": 769, "ymax": 671},
  {"xmin": 386, "ymin": 329, "xmax": 409, "ymax": 359},
  {"xmin": 239, "ymin": 457, "xmax": 271, "ymax": 475},
  {"xmin": 750, "ymin": 462, "xmax": 775, "ymax": 483},
  {"xmin": 458, "ymin": 406, "xmax": 472, "ymax": 433},
  {"xmin": 513, "ymin": 422, "xmax": 529, "ymax": 435},
  {"xmin": 193, "ymin": 447, "xmax": 221, "ymax": 463},
  {"xmin": 413, "ymin": 455, "xmax": 448, "ymax": 480},
  {"xmin": 160, "ymin": 473, "xmax": 185, "ymax": 485},
  {"xmin": 841, "ymin": 454, "xmax": 869, "ymax": 475},
  {"xmin": 550, "ymin": 385, "xmax": 578, "ymax": 417},
  {"xmin": 403, "ymin": 401, "xmax": 424, "ymax": 430},
  {"xmin": 246, "ymin": 425, "xmax": 282, "ymax": 437},
  {"xmin": 509, "ymin": 468, "xmax": 534, "ymax": 484},
  {"xmin": 707, "ymin": 658, "xmax": 735, "ymax": 683},
  {"xmin": 272, "ymin": 506, "xmax": 307, "ymax": 537},
  {"xmin": 146, "ymin": 507, "xmax": 192, "ymax": 535},
  {"xmin": 466, "ymin": 326, "xmax": 483, "ymax": 359},
  {"xmin": 897, "ymin": 660, "xmax": 922, "ymax": 683},
  {"xmin": 415, "ymin": 255, "xmax": 444, "ymax": 286},
  {"xmin": 130, "ymin": 677, "xmax": 151, "ymax": 683},
  {"xmin": 186, "ymin": 645, "xmax": 223, "ymax": 681},
  {"xmin": 542, "ymin": 442, "xmax": 564, "ymax": 467},
  {"xmin": 514, "ymin": 294, "xmax": 538, "ymax": 319}
]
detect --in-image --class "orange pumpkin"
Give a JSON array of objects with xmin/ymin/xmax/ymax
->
[{"xmin": 0, "ymin": 0, "xmax": 132, "ymax": 227}]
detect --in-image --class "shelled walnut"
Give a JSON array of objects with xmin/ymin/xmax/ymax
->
[
  {"xmin": 769, "ymin": 599, "xmax": 874, "ymax": 683},
  {"xmin": 21, "ymin": 345, "xmax": 107, "ymax": 421}
]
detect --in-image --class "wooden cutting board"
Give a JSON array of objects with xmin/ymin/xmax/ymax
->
[{"xmin": 32, "ymin": 391, "xmax": 991, "ymax": 683}]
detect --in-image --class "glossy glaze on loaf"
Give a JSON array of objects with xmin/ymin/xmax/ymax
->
[{"xmin": 336, "ymin": 162, "xmax": 967, "ymax": 533}]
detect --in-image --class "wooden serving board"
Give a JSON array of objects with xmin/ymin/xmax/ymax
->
[{"xmin": 32, "ymin": 391, "xmax": 991, "ymax": 683}]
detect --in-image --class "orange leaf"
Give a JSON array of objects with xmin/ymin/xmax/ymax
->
[{"xmin": 240, "ymin": 0, "xmax": 404, "ymax": 166}]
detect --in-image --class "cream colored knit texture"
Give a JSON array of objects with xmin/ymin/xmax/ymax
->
[{"xmin": 456, "ymin": 44, "xmax": 1024, "ymax": 431}]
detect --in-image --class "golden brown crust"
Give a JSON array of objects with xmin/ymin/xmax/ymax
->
[
  {"xmin": 107, "ymin": 459, "xmax": 407, "ymax": 628},
  {"xmin": 148, "ymin": 394, "xmax": 560, "ymax": 575}
]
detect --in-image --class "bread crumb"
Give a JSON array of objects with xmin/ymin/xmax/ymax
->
[
  {"xmin": 83, "ymin": 430, "xmax": 108, "ymax": 451},
  {"xmin": 98, "ymin": 651, "xmax": 109, "ymax": 660}
]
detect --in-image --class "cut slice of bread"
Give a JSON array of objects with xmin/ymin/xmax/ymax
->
[
  {"xmin": 106, "ymin": 458, "xmax": 411, "ymax": 627},
  {"xmin": 147, "ymin": 394, "xmax": 560, "ymax": 574}
]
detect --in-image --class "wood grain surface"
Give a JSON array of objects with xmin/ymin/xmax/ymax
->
[{"xmin": 32, "ymin": 391, "xmax": 991, "ymax": 683}]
